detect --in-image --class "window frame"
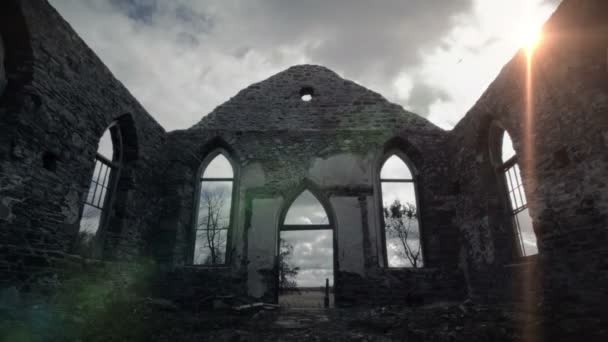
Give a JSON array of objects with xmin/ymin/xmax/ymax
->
[
  {"xmin": 191, "ymin": 148, "xmax": 238, "ymax": 266},
  {"xmin": 276, "ymin": 186, "xmax": 336, "ymax": 303},
  {"xmin": 280, "ymin": 189, "xmax": 333, "ymax": 232},
  {"xmin": 75, "ymin": 121, "xmax": 123, "ymax": 254},
  {"xmin": 490, "ymin": 125, "xmax": 538, "ymax": 258},
  {"xmin": 376, "ymin": 150, "xmax": 425, "ymax": 269}
]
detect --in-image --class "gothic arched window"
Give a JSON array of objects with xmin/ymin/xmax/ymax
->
[
  {"xmin": 380, "ymin": 154, "xmax": 424, "ymax": 268},
  {"xmin": 193, "ymin": 151, "xmax": 235, "ymax": 265},
  {"xmin": 498, "ymin": 131, "xmax": 538, "ymax": 256},
  {"xmin": 78, "ymin": 122, "xmax": 122, "ymax": 244}
]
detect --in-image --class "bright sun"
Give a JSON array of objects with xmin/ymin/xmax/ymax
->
[{"xmin": 523, "ymin": 29, "xmax": 542, "ymax": 53}]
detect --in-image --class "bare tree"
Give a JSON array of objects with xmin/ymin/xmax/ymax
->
[
  {"xmin": 383, "ymin": 200, "xmax": 423, "ymax": 268},
  {"xmin": 278, "ymin": 238, "xmax": 300, "ymax": 293},
  {"xmin": 196, "ymin": 185, "xmax": 229, "ymax": 265}
]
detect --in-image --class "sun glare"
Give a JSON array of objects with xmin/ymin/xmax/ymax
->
[{"xmin": 523, "ymin": 29, "xmax": 542, "ymax": 54}]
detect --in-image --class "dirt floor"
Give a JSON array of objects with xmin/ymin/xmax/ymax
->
[
  {"xmin": 279, "ymin": 289, "xmax": 335, "ymax": 308},
  {"xmin": 3, "ymin": 294, "xmax": 606, "ymax": 341},
  {"xmin": 196, "ymin": 303, "xmax": 536, "ymax": 341}
]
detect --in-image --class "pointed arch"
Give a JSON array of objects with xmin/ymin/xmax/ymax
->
[
  {"xmin": 501, "ymin": 131, "xmax": 516, "ymax": 163},
  {"xmin": 74, "ymin": 114, "xmax": 139, "ymax": 258},
  {"xmin": 381, "ymin": 136, "xmax": 424, "ymax": 172},
  {"xmin": 283, "ymin": 190, "xmax": 330, "ymax": 227},
  {"xmin": 377, "ymin": 148, "xmax": 425, "ymax": 268},
  {"xmin": 192, "ymin": 147, "xmax": 238, "ymax": 265},
  {"xmin": 75, "ymin": 120, "xmax": 124, "ymax": 257},
  {"xmin": 488, "ymin": 122, "xmax": 538, "ymax": 257},
  {"xmin": 277, "ymin": 180, "xmax": 337, "ymax": 301},
  {"xmin": 196, "ymin": 136, "xmax": 239, "ymax": 169},
  {"xmin": 279, "ymin": 179, "xmax": 335, "ymax": 230}
]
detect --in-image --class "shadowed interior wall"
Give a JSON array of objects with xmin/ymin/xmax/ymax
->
[
  {"xmin": 0, "ymin": 0, "xmax": 166, "ymax": 290},
  {"xmin": 155, "ymin": 65, "xmax": 466, "ymax": 305},
  {"xmin": 0, "ymin": 34, "xmax": 6, "ymax": 95},
  {"xmin": 449, "ymin": 0, "xmax": 608, "ymax": 329}
]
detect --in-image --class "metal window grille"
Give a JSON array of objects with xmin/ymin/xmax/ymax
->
[
  {"xmin": 501, "ymin": 157, "xmax": 534, "ymax": 256},
  {"xmin": 84, "ymin": 154, "xmax": 116, "ymax": 211}
]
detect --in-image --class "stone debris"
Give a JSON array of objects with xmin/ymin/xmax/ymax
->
[{"xmin": 233, "ymin": 302, "xmax": 280, "ymax": 312}]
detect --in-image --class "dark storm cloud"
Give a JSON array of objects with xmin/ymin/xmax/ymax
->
[
  {"xmin": 222, "ymin": 0, "xmax": 475, "ymax": 83},
  {"xmin": 109, "ymin": 0, "xmax": 159, "ymax": 24},
  {"xmin": 109, "ymin": 0, "xmax": 214, "ymax": 32}
]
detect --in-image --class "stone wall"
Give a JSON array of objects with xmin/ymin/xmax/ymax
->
[
  {"xmin": 158, "ymin": 130, "xmax": 466, "ymax": 305},
  {"xmin": 154, "ymin": 266, "xmax": 247, "ymax": 309},
  {"xmin": 194, "ymin": 65, "xmax": 435, "ymax": 132},
  {"xmin": 155, "ymin": 65, "xmax": 466, "ymax": 305},
  {"xmin": 0, "ymin": 0, "xmax": 167, "ymax": 291},
  {"xmin": 449, "ymin": 0, "xmax": 608, "ymax": 327},
  {"xmin": 336, "ymin": 268, "xmax": 465, "ymax": 307}
]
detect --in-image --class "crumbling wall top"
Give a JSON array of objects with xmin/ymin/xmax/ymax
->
[{"xmin": 193, "ymin": 64, "xmax": 442, "ymax": 132}]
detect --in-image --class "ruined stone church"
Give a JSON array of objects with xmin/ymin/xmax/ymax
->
[{"xmin": 0, "ymin": 0, "xmax": 606, "ymax": 340}]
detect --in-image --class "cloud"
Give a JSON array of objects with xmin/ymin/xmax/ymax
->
[
  {"xmin": 108, "ymin": 0, "xmax": 158, "ymax": 24},
  {"xmin": 296, "ymin": 269, "xmax": 334, "ymax": 287},
  {"xmin": 284, "ymin": 191, "xmax": 328, "ymax": 225},
  {"xmin": 243, "ymin": 0, "xmax": 475, "ymax": 81},
  {"xmin": 281, "ymin": 230, "xmax": 333, "ymax": 287},
  {"xmin": 48, "ymin": 0, "xmax": 474, "ymax": 130},
  {"xmin": 465, "ymin": 36, "xmax": 500, "ymax": 54},
  {"xmin": 406, "ymin": 80, "xmax": 452, "ymax": 117}
]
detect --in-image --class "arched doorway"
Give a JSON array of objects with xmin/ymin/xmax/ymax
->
[{"xmin": 278, "ymin": 189, "xmax": 335, "ymax": 308}]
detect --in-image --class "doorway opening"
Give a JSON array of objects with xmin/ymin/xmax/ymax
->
[
  {"xmin": 279, "ymin": 230, "xmax": 334, "ymax": 308},
  {"xmin": 278, "ymin": 190, "xmax": 335, "ymax": 308}
]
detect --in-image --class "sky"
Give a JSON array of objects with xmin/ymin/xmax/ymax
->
[
  {"xmin": 282, "ymin": 191, "xmax": 333, "ymax": 287},
  {"xmin": 284, "ymin": 190, "xmax": 329, "ymax": 225},
  {"xmin": 380, "ymin": 156, "xmax": 421, "ymax": 267},
  {"xmin": 281, "ymin": 230, "xmax": 333, "ymax": 287},
  {"xmin": 49, "ymin": 0, "xmax": 560, "ymax": 131}
]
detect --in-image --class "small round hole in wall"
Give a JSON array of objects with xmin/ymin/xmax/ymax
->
[{"xmin": 299, "ymin": 87, "xmax": 314, "ymax": 102}]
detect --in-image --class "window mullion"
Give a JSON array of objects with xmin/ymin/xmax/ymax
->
[
  {"xmin": 194, "ymin": 152, "xmax": 234, "ymax": 265},
  {"xmin": 380, "ymin": 154, "xmax": 423, "ymax": 269},
  {"xmin": 379, "ymin": 179, "xmax": 414, "ymax": 183},
  {"xmin": 89, "ymin": 160, "xmax": 103, "ymax": 207}
]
